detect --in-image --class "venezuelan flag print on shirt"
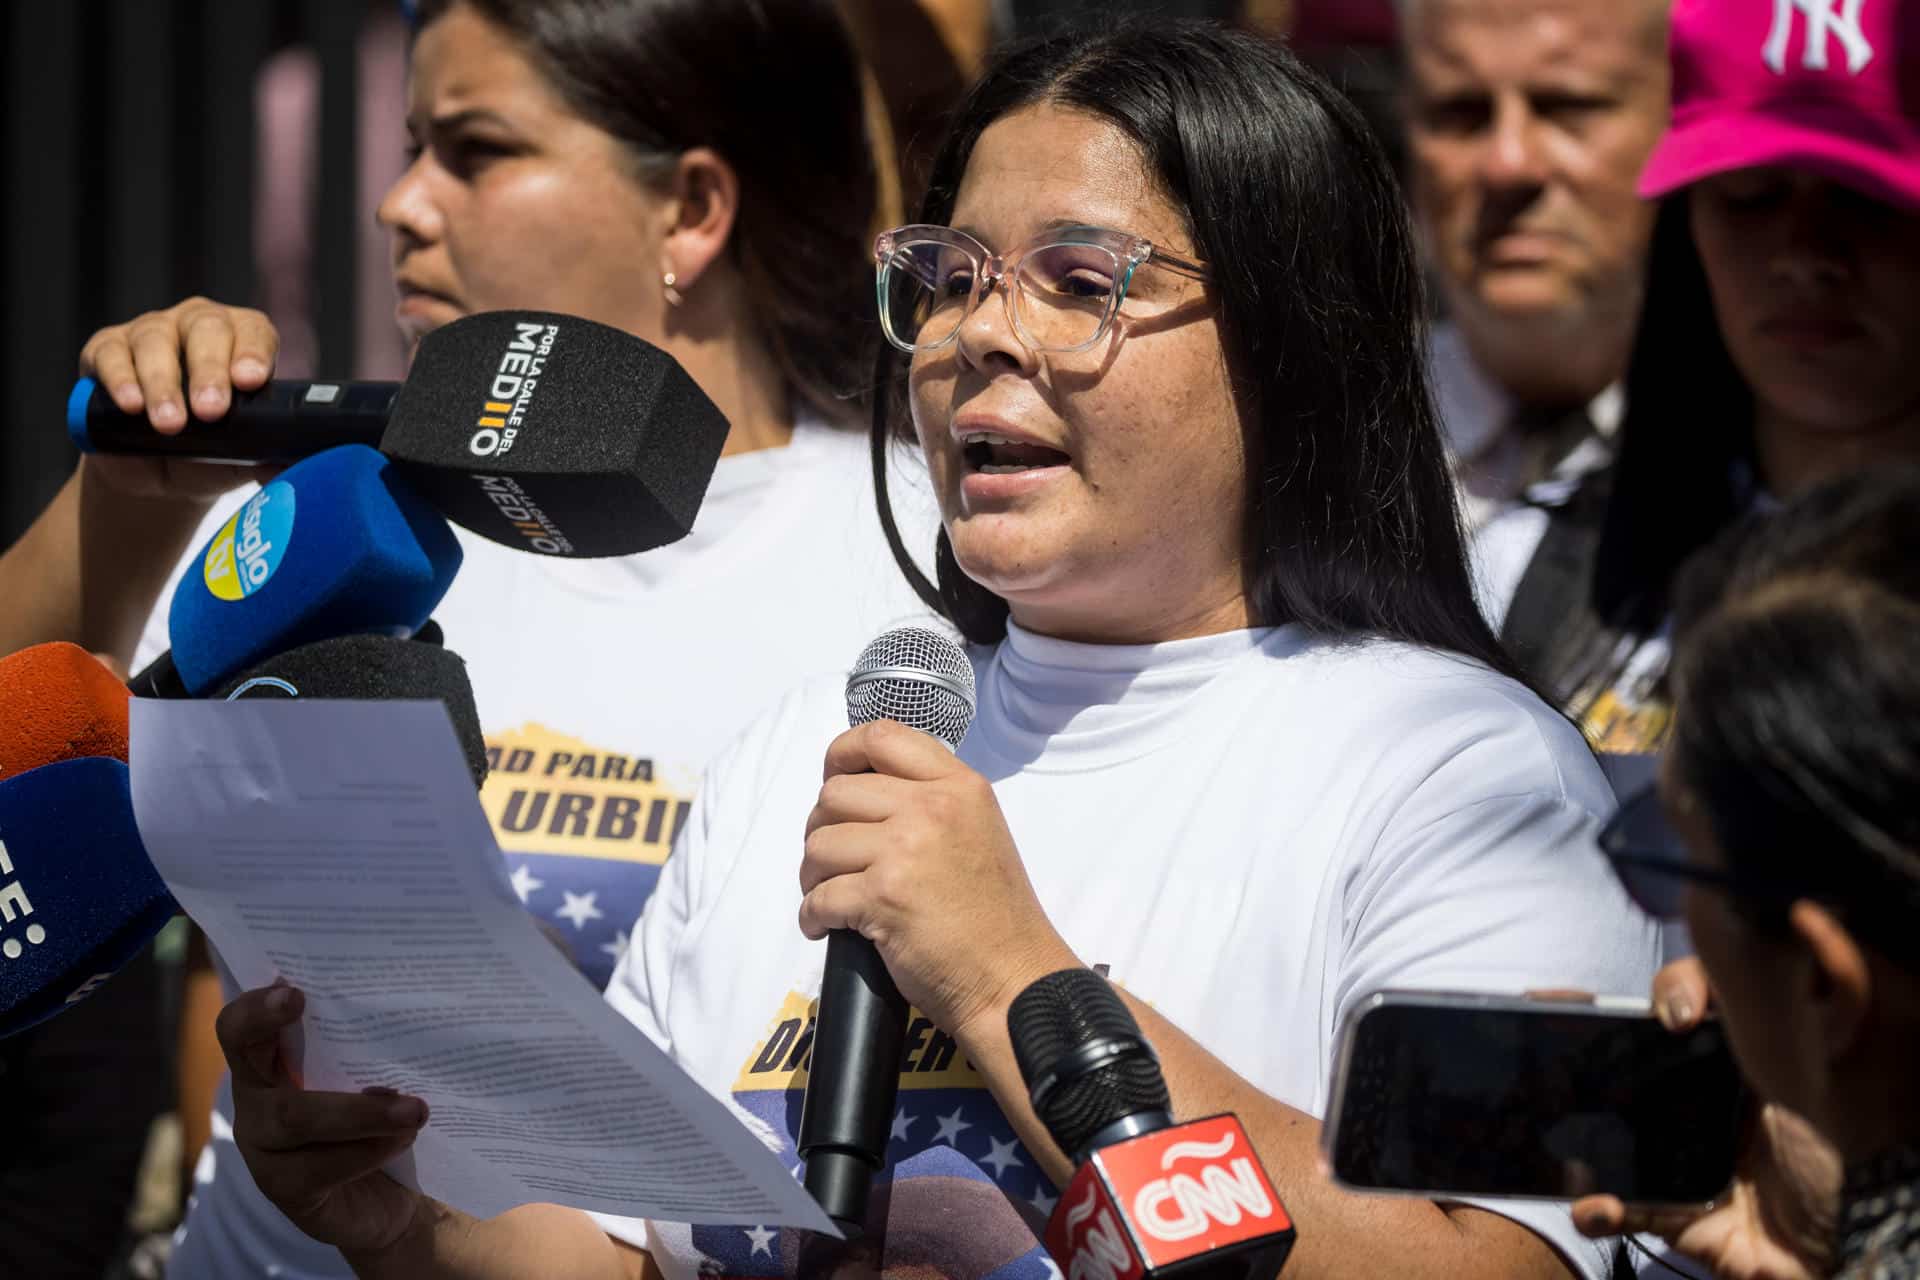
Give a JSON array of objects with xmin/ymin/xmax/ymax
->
[{"xmin": 682, "ymin": 990, "xmax": 1062, "ymax": 1279}]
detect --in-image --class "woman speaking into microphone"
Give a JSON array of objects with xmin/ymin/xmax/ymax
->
[{"xmin": 214, "ymin": 21, "xmax": 1657, "ymax": 1280}]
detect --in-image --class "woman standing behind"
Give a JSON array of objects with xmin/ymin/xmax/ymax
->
[
  {"xmin": 90, "ymin": 0, "xmax": 944, "ymax": 982},
  {"xmin": 1482, "ymin": 0, "xmax": 1920, "ymax": 754},
  {"xmin": 0, "ymin": 1, "xmax": 938, "ymax": 1275},
  {"xmin": 215, "ymin": 22, "xmax": 1656, "ymax": 1279},
  {"xmin": 23, "ymin": 0, "xmax": 936, "ymax": 987}
]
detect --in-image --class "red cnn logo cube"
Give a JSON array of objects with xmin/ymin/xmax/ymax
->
[{"xmin": 1044, "ymin": 1115, "xmax": 1295, "ymax": 1278}]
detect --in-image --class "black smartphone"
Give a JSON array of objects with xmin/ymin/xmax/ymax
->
[{"xmin": 1323, "ymin": 991, "xmax": 1745, "ymax": 1205}]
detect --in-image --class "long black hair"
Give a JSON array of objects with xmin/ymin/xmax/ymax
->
[
  {"xmin": 873, "ymin": 21, "xmax": 1518, "ymax": 680},
  {"xmin": 414, "ymin": 0, "xmax": 878, "ymax": 426},
  {"xmin": 1592, "ymin": 197, "xmax": 1757, "ymax": 626},
  {"xmin": 1668, "ymin": 466, "xmax": 1920, "ymax": 964}
]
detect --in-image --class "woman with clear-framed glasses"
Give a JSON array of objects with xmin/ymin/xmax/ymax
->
[{"xmin": 210, "ymin": 20, "xmax": 1658, "ymax": 1279}]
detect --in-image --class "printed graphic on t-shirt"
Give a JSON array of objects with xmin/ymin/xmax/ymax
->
[
  {"xmin": 1568, "ymin": 631, "xmax": 1674, "ymax": 756},
  {"xmin": 481, "ymin": 724, "xmax": 694, "ymax": 990},
  {"xmin": 688, "ymin": 990, "xmax": 1060, "ymax": 1278}
]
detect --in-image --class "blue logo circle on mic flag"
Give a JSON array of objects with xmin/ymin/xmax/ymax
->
[{"xmin": 202, "ymin": 480, "xmax": 297, "ymax": 601}]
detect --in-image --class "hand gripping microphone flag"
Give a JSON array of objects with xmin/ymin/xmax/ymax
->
[{"xmin": 69, "ymin": 310, "xmax": 731, "ymax": 558}]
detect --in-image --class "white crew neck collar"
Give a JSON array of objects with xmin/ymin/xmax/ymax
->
[{"xmin": 966, "ymin": 621, "xmax": 1306, "ymax": 772}]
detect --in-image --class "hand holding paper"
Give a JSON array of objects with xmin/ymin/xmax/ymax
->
[
  {"xmin": 130, "ymin": 698, "xmax": 834, "ymax": 1243},
  {"xmin": 215, "ymin": 980, "xmax": 430, "ymax": 1255}
]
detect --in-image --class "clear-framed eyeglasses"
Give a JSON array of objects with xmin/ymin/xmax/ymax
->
[{"xmin": 873, "ymin": 223, "xmax": 1211, "ymax": 355}]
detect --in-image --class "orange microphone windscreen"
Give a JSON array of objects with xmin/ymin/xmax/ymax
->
[{"xmin": 0, "ymin": 642, "xmax": 132, "ymax": 779}]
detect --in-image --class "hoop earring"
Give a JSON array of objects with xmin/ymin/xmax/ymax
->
[{"xmin": 663, "ymin": 271, "xmax": 684, "ymax": 307}]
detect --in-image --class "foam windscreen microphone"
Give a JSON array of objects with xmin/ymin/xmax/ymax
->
[
  {"xmin": 130, "ymin": 444, "xmax": 463, "ymax": 698},
  {"xmin": 212, "ymin": 631, "xmax": 490, "ymax": 789},
  {"xmin": 1011, "ymin": 970, "xmax": 1296, "ymax": 1279},
  {"xmin": 0, "ymin": 643, "xmax": 132, "ymax": 779},
  {"xmin": 69, "ymin": 310, "xmax": 730, "ymax": 558},
  {"xmin": 0, "ymin": 758, "xmax": 176, "ymax": 1040}
]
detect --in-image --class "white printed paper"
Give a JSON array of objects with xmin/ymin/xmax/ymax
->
[{"xmin": 129, "ymin": 698, "xmax": 833, "ymax": 1232}]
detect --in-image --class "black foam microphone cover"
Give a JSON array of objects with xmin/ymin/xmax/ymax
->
[
  {"xmin": 383, "ymin": 311, "xmax": 730, "ymax": 559},
  {"xmin": 1009, "ymin": 969, "xmax": 1171, "ymax": 1165},
  {"xmin": 211, "ymin": 631, "xmax": 489, "ymax": 788}
]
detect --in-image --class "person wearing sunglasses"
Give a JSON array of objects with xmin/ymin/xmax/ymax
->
[
  {"xmin": 207, "ymin": 21, "xmax": 1657, "ymax": 1279},
  {"xmin": 1579, "ymin": 466, "xmax": 1920, "ymax": 1280}
]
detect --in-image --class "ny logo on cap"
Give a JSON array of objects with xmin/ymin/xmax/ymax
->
[{"xmin": 1766, "ymin": 0, "xmax": 1875, "ymax": 76}]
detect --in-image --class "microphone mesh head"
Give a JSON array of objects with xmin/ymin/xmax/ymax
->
[
  {"xmin": 845, "ymin": 627, "xmax": 976, "ymax": 748},
  {"xmin": 1008, "ymin": 968, "xmax": 1171, "ymax": 1162}
]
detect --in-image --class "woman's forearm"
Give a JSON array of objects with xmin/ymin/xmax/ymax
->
[
  {"xmin": 346, "ymin": 1199, "xmax": 656, "ymax": 1280},
  {"xmin": 0, "ymin": 463, "xmax": 210, "ymax": 664},
  {"xmin": 956, "ymin": 983, "xmax": 1574, "ymax": 1280}
]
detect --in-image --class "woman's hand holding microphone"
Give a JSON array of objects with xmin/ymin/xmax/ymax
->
[
  {"xmin": 77, "ymin": 295, "xmax": 282, "ymax": 501},
  {"xmin": 798, "ymin": 718, "xmax": 1079, "ymax": 1063},
  {"xmin": 0, "ymin": 297, "xmax": 287, "ymax": 660}
]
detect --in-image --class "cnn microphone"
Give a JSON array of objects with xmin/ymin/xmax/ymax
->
[
  {"xmin": 797, "ymin": 626, "xmax": 977, "ymax": 1233},
  {"xmin": 129, "ymin": 443, "xmax": 462, "ymax": 699},
  {"xmin": 1010, "ymin": 969, "xmax": 1296, "ymax": 1279},
  {"xmin": 70, "ymin": 310, "xmax": 730, "ymax": 558}
]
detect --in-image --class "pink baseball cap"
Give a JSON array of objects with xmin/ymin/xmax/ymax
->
[{"xmin": 1639, "ymin": 0, "xmax": 1920, "ymax": 209}]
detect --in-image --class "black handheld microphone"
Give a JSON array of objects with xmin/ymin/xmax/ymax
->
[
  {"xmin": 69, "ymin": 378, "xmax": 395, "ymax": 460},
  {"xmin": 797, "ymin": 626, "xmax": 977, "ymax": 1234},
  {"xmin": 69, "ymin": 310, "xmax": 731, "ymax": 559},
  {"xmin": 1010, "ymin": 969, "xmax": 1296, "ymax": 1279}
]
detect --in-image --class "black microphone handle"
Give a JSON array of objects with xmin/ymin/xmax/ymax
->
[
  {"xmin": 127, "ymin": 650, "xmax": 189, "ymax": 700},
  {"xmin": 797, "ymin": 928, "xmax": 910, "ymax": 1234},
  {"xmin": 75, "ymin": 379, "xmax": 396, "ymax": 463}
]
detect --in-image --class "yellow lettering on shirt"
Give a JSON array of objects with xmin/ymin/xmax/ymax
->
[
  {"xmin": 731, "ymin": 990, "xmax": 984, "ymax": 1093},
  {"xmin": 479, "ymin": 724, "xmax": 692, "ymax": 865}
]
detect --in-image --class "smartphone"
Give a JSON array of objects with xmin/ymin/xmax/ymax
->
[{"xmin": 1322, "ymin": 991, "xmax": 1745, "ymax": 1205}]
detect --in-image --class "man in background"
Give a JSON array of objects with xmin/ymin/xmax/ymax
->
[{"xmin": 1402, "ymin": 0, "xmax": 1669, "ymax": 532}]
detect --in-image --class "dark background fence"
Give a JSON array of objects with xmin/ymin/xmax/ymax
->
[{"xmin": 2, "ymin": 0, "xmax": 377, "ymax": 546}]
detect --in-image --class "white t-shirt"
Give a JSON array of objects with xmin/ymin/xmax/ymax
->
[
  {"xmin": 162, "ymin": 414, "xmax": 944, "ymax": 1277},
  {"xmin": 597, "ymin": 623, "xmax": 1660, "ymax": 1279}
]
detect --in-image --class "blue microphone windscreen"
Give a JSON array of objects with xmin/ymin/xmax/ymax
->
[
  {"xmin": 0, "ymin": 758, "xmax": 176, "ymax": 1039},
  {"xmin": 167, "ymin": 444, "xmax": 463, "ymax": 695}
]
